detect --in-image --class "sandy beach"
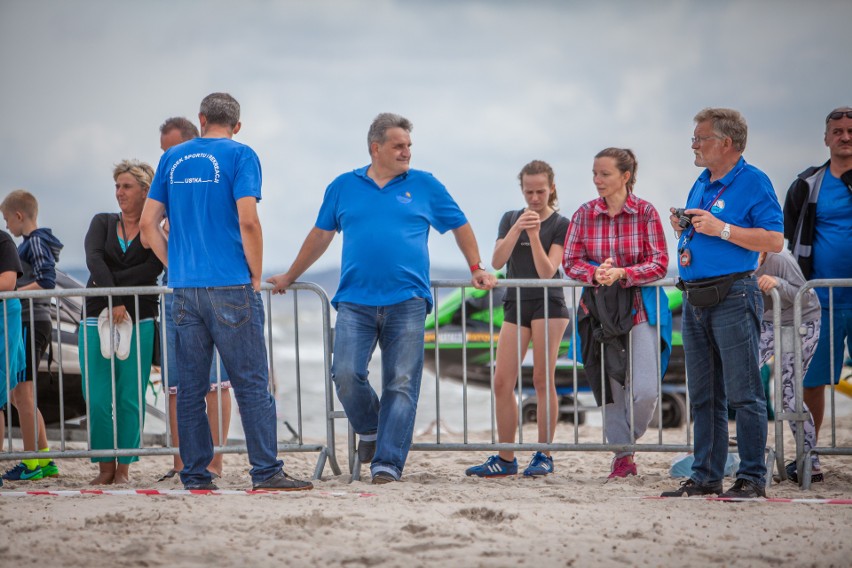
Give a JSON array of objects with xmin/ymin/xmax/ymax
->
[{"xmin": 2, "ymin": 416, "xmax": 851, "ymax": 568}]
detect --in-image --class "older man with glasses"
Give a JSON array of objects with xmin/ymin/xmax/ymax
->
[
  {"xmin": 783, "ymin": 106, "xmax": 852, "ymax": 485},
  {"xmin": 661, "ymin": 108, "xmax": 784, "ymax": 499}
]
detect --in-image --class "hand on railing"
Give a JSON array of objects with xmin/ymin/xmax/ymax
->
[
  {"xmin": 266, "ymin": 272, "xmax": 296, "ymax": 295},
  {"xmin": 470, "ymin": 270, "xmax": 497, "ymax": 291}
]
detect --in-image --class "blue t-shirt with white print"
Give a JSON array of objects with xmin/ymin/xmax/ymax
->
[{"xmin": 149, "ymin": 137, "xmax": 261, "ymax": 288}]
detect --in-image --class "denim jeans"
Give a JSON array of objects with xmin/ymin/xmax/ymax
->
[
  {"xmin": 332, "ymin": 298, "xmax": 427, "ymax": 480},
  {"xmin": 172, "ymin": 285, "xmax": 282, "ymax": 486},
  {"xmin": 683, "ymin": 277, "xmax": 767, "ymax": 486}
]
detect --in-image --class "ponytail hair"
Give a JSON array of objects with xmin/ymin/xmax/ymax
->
[
  {"xmin": 595, "ymin": 148, "xmax": 638, "ymax": 193},
  {"xmin": 518, "ymin": 159, "xmax": 559, "ymax": 210}
]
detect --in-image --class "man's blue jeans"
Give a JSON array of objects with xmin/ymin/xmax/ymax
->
[
  {"xmin": 332, "ymin": 298, "xmax": 427, "ymax": 480},
  {"xmin": 172, "ymin": 285, "xmax": 282, "ymax": 486},
  {"xmin": 683, "ymin": 277, "xmax": 767, "ymax": 486}
]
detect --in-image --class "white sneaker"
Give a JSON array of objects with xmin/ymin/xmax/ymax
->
[
  {"xmin": 97, "ymin": 309, "xmax": 133, "ymax": 360},
  {"xmin": 115, "ymin": 315, "xmax": 133, "ymax": 361},
  {"xmin": 97, "ymin": 309, "xmax": 114, "ymax": 358}
]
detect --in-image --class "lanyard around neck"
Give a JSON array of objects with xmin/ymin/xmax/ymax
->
[{"xmin": 680, "ymin": 166, "xmax": 743, "ymax": 249}]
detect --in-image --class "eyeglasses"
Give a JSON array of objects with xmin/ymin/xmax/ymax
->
[
  {"xmin": 691, "ymin": 135, "xmax": 724, "ymax": 145},
  {"xmin": 826, "ymin": 110, "xmax": 852, "ymax": 123}
]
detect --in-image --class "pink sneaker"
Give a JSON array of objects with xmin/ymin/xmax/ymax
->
[{"xmin": 608, "ymin": 455, "xmax": 637, "ymax": 479}]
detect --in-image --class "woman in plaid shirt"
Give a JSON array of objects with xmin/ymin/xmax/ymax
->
[{"xmin": 563, "ymin": 148, "xmax": 669, "ymax": 478}]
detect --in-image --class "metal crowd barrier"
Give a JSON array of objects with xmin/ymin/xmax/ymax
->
[
  {"xmin": 790, "ymin": 278, "xmax": 852, "ymax": 490},
  {"xmin": 346, "ymin": 278, "xmax": 694, "ymax": 480},
  {"xmin": 3, "ymin": 277, "xmax": 849, "ymax": 490},
  {"xmin": 0, "ymin": 283, "xmax": 341, "ymax": 480}
]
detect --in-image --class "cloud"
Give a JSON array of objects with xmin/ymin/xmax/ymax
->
[{"xmin": 0, "ymin": 0, "xmax": 849, "ymax": 274}]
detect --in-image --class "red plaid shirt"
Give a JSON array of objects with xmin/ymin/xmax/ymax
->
[{"xmin": 563, "ymin": 193, "xmax": 669, "ymax": 323}]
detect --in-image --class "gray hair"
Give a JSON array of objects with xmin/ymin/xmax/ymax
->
[
  {"xmin": 159, "ymin": 116, "xmax": 199, "ymax": 141},
  {"xmin": 826, "ymin": 106, "xmax": 852, "ymax": 128},
  {"xmin": 113, "ymin": 159, "xmax": 155, "ymax": 192},
  {"xmin": 199, "ymin": 92, "xmax": 240, "ymax": 128},
  {"xmin": 367, "ymin": 113, "xmax": 413, "ymax": 155},
  {"xmin": 693, "ymin": 107, "xmax": 748, "ymax": 152}
]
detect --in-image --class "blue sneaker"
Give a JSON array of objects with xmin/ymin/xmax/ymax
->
[
  {"xmin": 523, "ymin": 451, "xmax": 554, "ymax": 477},
  {"xmin": 465, "ymin": 455, "xmax": 518, "ymax": 478},
  {"xmin": 2, "ymin": 462, "xmax": 44, "ymax": 481}
]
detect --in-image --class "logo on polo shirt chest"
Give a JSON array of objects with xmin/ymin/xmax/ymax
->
[
  {"xmin": 396, "ymin": 190, "xmax": 412, "ymax": 204},
  {"xmin": 711, "ymin": 199, "xmax": 726, "ymax": 214}
]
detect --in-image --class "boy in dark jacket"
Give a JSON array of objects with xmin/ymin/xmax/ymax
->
[{"xmin": 0, "ymin": 189, "xmax": 64, "ymax": 481}]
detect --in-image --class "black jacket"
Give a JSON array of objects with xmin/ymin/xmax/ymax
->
[
  {"xmin": 82, "ymin": 213, "xmax": 163, "ymax": 321},
  {"xmin": 784, "ymin": 161, "xmax": 852, "ymax": 278},
  {"xmin": 577, "ymin": 284, "xmax": 635, "ymax": 407}
]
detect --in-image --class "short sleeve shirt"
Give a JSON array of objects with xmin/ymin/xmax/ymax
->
[
  {"xmin": 497, "ymin": 209, "xmax": 569, "ymax": 301},
  {"xmin": 149, "ymin": 137, "xmax": 262, "ymax": 287},
  {"xmin": 0, "ymin": 231, "xmax": 23, "ymax": 282},
  {"xmin": 677, "ymin": 157, "xmax": 783, "ymax": 281},
  {"xmin": 316, "ymin": 166, "xmax": 467, "ymax": 311}
]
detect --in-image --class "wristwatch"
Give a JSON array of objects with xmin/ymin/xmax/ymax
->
[
  {"xmin": 720, "ymin": 223, "xmax": 731, "ymax": 241},
  {"xmin": 470, "ymin": 262, "xmax": 486, "ymax": 273}
]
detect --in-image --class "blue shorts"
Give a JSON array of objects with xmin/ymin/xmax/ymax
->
[
  {"xmin": 803, "ymin": 307, "xmax": 852, "ymax": 388},
  {"xmin": 162, "ymin": 294, "xmax": 231, "ymax": 394}
]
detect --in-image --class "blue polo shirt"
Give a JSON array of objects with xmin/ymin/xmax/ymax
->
[
  {"xmin": 316, "ymin": 166, "xmax": 467, "ymax": 310},
  {"xmin": 678, "ymin": 157, "xmax": 783, "ymax": 281},
  {"xmin": 812, "ymin": 169, "xmax": 852, "ymax": 307}
]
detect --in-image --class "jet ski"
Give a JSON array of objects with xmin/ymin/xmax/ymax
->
[
  {"xmin": 8, "ymin": 270, "xmax": 87, "ymax": 426},
  {"xmin": 425, "ymin": 279, "xmax": 688, "ymax": 427}
]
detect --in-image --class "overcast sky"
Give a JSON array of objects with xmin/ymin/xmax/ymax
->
[{"xmin": 1, "ymin": 0, "xmax": 849, "ymax": 275}]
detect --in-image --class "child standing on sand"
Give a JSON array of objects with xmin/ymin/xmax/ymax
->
[
  {"xmin": 0, "ymin": 190, "xmax": 63, "ymax": 481},
  {"xmin": 755, "ymin": 249, "xmax": 822, "ymax": 483}
]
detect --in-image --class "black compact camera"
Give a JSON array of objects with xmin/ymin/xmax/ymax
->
[{"xmin": 673, "ymin": 208, "xmax": 694, "ymax": 229}]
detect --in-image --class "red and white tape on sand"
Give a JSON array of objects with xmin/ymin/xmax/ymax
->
[
  {"xmin": 0, "ymin": 489, "xmax": 377, "ymax": 497},
  {"xmin": 642, "ymin": 496, "xmax": 852, "ymax": 504},
  {"xmin": 1, "ymin": 490, "xmax": 850, "ymax": 504}
]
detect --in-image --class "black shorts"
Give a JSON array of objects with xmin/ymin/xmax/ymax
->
[
  {"xmin": 22, "ymin": 319, "xmax": 52, "ymax": 383},
  {"xmin": 503, "ymin": 297, "xmax": 570, "ymax": 328}
]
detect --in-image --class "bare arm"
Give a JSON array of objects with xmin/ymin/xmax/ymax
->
[
  {"xmin": 140, "ymin": 199, "xmax": 168, "ymax": 266},
  {"xmin": 237, "ymin": 196, "xmax": 263, "ymax": 291},
  {"xmin": 492, "ymin": 225, "xmax": 522, "ymax": 269},
  {"xmin": 452, "ymin": 222, "xmax": 497, "ymax": 290},
  {"xmin": 266, "ymin": 226, "xmax": 336, "ymax": 294},
  {"xmin": 0, "ymin": 270, "xmax": 16, "ymax": 292}
]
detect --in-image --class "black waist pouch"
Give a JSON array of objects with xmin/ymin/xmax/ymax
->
[{"xmin": 677, "ymin": 271, "xmax": 752, "ymax": 308}]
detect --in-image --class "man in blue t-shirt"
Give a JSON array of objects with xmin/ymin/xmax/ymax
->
[
  {"xmin": 660, "ymin": 108, "xmax": 784, "ymax": 500},
  {"xmin": 268, "ymin": 112, "xmax": 496, "ymax": 484},
  {"xmin": 141, "ymin": 93, "xmax": 312, "ymax": 492},
  {"xmin": 784, "ymin": 106, "xmax": 852, "ymax": 481}
]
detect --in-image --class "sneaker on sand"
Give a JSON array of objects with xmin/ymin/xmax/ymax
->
[
  {"xmin": 184, "ymin": 482, "xmax": 219, "ymax": 490},
  {"xmin": 784, "ymin": 461, "xmax": 823, "ymax": 484},
  {"xmin": 371, "ymin": 471, "xmax": 397, "ymax": 485},
  {"xmin": 608, "ymin": 455, "xmax": 637, "ymax": 479},
  {"xmin": 2, "ymin": 463, "xmax": 44, "ymax": 481},
  {"xmin": 252, "ymin": 470, "xmax": 313, "ymax": 491},
  {"xmin": 40, "ymin": 461, "xmax": 60, "ymax": 477},
  {"xmin": 719, "ymin": 478, "xmax": 766, "ymax": 499},
  {"xmin": 660, "ymin": 478, "xmax": 723, "ymax": 497},
  {"xmin": 465, "ymin": 455, "xmax": 518, "ymax": 478},
  {"xmin": 523, "ymin": 452, "xmax": 554, "ymax": 477}
]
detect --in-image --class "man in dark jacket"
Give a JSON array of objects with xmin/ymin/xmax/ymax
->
[{"xmin": 783, "ymin": 106, "xmax": 852, "ymax": 479}]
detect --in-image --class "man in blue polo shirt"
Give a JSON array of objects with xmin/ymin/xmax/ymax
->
[
  {"xmin": 784, "ymin": 106, "xmax": 852, "ymax": 483},
  {"xmin": 268, "ymin": 112, "xmax": 496, "ymax": 484},
  {"xmin": 141, "ymin": 92, "xmax": 312, "ymax": 492},
  {"xmin": 660, "ymin": 108, "xmax": 783, "ymax": 499}
]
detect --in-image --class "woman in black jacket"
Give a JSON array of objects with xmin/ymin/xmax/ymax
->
[{"xmin": 79, "ymin": 159, "xmax": 163, "ymax": 485}]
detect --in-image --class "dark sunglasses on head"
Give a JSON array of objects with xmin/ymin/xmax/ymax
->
[{"xmin": 826, "ymin": 110, "xmax": 852, "ymax": 123}]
